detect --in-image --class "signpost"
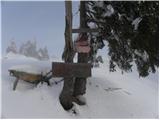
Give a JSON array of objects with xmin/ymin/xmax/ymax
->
[{"xmin": 60, "ymin": 1, "xmax": 100, "ymax": 110}]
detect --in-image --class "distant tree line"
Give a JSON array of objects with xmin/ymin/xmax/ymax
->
[{"xmin": 6, "ymin": 40, "xmax": 49, "ymax": 60}]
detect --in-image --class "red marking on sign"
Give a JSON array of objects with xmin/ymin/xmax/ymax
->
[
  {"xmin": 76, "ymin": 46, "xmax": 91, "ymax": 53},
  {"xmin": 75, "ymin": 41, "xmax": 91, "ymax": 53},
  {"xmin": 75, "ymin": 41, "xmax": 89, "ymax": 46}
]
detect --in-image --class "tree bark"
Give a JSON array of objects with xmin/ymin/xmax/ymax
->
[
  {"xmin": 60, "ymin": 1, "xmax": 88, "ymax": 110},
  {"xmin": 73, "ymin": 1, "xmax": 88, "ymax": 97},
  {"xmin": 59, "ymin": 1, "xmax": 75, "ymax": 110},
  {"xmin": 59, "ymin": 77, "xmax": 75, "ymax": 110}
]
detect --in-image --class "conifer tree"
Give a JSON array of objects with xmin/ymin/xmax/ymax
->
[
  {"xmin": 6, "ymin": 40, "xmax": 18, "ymax": 54},
  {"xmin": 86, "ymin": 1, "xmax": 159, "ymax": 77}
]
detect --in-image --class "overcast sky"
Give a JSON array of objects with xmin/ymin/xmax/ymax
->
[{"xmin": 1, "ymin": 1, "xmax": 79, "ymax": 57}]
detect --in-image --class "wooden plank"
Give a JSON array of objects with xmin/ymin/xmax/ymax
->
[
  {"xmin": 52, "ymin": 62, "xmax": 91, "ymax": 77},
  {"xmin": 72, "ymin": 28, "xmax": 99, "ymax": 33}
]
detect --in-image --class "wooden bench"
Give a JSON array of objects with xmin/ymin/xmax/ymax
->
[{"xmin": 9, "ymin": 69, "xmax": 43, "ymax": 90}]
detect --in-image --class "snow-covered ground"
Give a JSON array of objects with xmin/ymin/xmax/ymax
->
[{"xmin": 1, "ymin": 52, "xmax": 159, "ymax": 118}]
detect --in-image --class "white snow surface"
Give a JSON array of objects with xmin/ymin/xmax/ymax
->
[
  {"xmin": 4, "ymin": 52, "xmax": 38, "ymax": 61},
  {"xmin": 1, "ymin": 53, "xmax": 159, "ymax": 118},
  {"xmin": 9, "ymin": 64, "xmax": 48, "ymax": 75},
  {"xmin": 103, "ymin": 4, "xmax": 114, "ymax": 17}
]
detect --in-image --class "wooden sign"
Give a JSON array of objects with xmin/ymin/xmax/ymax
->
[
  {"xmin": 75, "ymin": 41, "xmax": 91, "ymax": 53},
  {"xmin": 52, "ymin": 62, "xmax": 91, "ymax": 77},
  {"xmin": 75, "ymin": 45, "xmax": 91, "ymax": 53},
  {"xmin": 75, "ymin": 41, "xmax": 88, "ymax": 46}
]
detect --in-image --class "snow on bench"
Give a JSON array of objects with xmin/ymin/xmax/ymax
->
[{"xmin": 9, "ymin": 64, "xmax": 48, "ymax": 75}]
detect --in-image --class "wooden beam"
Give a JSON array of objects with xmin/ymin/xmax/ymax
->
[{"xmin": 72, "ymin": 28, "xmax": 99, "ymax": 33}]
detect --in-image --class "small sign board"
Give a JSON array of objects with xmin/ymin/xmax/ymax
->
[
  {"xmin": 75, "ymin": 41, "xmax": 88, "ymax": 46},
  {"xmin": 75, "ymin": 45, "xmax": 91, "ymax": 53},
  {"xmin": 52, "ymin": 62, "xmax": 91, "ymax": 78},
  {"xmin": 75, "ymin": 41, "xmax": 91, "ymax": 53}
]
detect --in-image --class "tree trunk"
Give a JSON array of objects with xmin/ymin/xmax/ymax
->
[
  {"xmin": 59, "ymin": 1, "xmax": 75, "ymax": 110},
  {"xmin": 60, "ymin": 1, "xmax": 88, "ymax": 110},
  {"xmin": 73, "ymin": 1, "xmax": 88, "ymax": 98},
  {"xmin": 59, "ymin": 77, "xmax": 75, "ymax": 110},
  {"xmin": 73, "ymin": 53, "xmax": 88, "ymax": 96}
]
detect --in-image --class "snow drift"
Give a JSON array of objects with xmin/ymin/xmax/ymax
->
[{"xmin": 1, "ymin": 53, "xmax": 159, "ymax": 118}]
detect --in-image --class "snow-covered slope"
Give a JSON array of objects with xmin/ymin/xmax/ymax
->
[
  {"xmin": 4, "ymin": 52, "xmax": 38, "ymax": 61},
  {"xmin": 1, "ymin": 53, "xmax": 159, "ymax": 118}
]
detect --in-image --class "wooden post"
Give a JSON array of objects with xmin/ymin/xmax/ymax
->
[
  {"xmin": 73, "ymin": 1, "xmax": 88, "ymax": 97},
  {"xmin": 60, "ymin": 1, "xmax": 75, "ymax": 110},
  {"xmin": 13, "ymin": 78, "xmax": 19, "ymax": 90},
  {"xmin": 62, "ymin": 1, "xmax": 74, "ymax": 62}
]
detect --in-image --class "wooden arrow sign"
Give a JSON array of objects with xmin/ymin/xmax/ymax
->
[{"xmin": 52, "ymin": 62, "xmax": 91, "ymax": 78}]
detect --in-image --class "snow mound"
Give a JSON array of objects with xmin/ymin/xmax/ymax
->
[
  {"xmin": 9, "ymin": 64, "xmax": 48, "ymax": 75},
  {"xmin": 1, "ymin": 52, "xmax": 158, "ymax": 118},
  {"xmin": 4, "ymin": 52, "xmax": 38, "ymax": 61}
]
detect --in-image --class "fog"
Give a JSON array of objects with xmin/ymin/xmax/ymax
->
[{"xmin": 1, "ymin": 1, "xmax": 80, "ymax": 58}]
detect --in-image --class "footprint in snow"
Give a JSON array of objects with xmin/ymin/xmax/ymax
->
[
  {"xmin": 95, "ymin": 85, "xmax": 99, "ymax": 88},
  {"xmin": 104, "ymin": 87, "xmax": 122, "ymax": 92},
  {"xmin": 123, "ymin": 90, "xmax": 132, "ymax": 95},
  {"xmin": 104, "ymin": 88, "xmax": 132, "ymax": 96}
]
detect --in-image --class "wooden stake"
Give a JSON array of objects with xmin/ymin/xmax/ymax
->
[{"xmin": 13, "ymin": 78, "xmax": 19, "ymax": 91}]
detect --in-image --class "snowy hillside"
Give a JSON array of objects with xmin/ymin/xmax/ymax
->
[{"xmin": 1, "ymin": 53, "xmax": 159, "ymax": 118}]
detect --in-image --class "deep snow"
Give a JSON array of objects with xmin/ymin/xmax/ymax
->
[{"xmin": 1, "ymin": 53, "xmax": 159, "ymax": 118}]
